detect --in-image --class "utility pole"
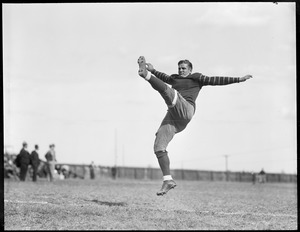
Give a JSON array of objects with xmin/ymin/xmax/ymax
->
[
  {"xmin": 224, "ymin": 155, "xmax": 229, "ymax": 181},
  {"xmin": 122, "ymin": 144, "xmax": 125, "ymax": 167},
  {"xmin": 224, "ymin": 155, "xmax": 229, "ymax": 172},
  {"xmin": 114, "ymin": 128, "xmax": 118, "ymax": 166}
]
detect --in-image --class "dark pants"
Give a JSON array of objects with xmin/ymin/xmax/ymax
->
[
  {"xmin": 32, "ymin": 165, "xmax": 39, "ymax": 182},
  {"xmin": 19, "ymin": 163, "xmax": 29, "ymax": 181},
  {"xmin": 90, "ymin": 170, "xmax": 95, "ymax": 179}
]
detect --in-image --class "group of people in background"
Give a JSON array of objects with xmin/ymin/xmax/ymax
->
[{"xmin": 14, "ymin": 141, "xmax": 57, "ymax": 182}]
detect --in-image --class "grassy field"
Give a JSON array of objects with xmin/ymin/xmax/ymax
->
[{"xmin": 4, "ymin": 178, "xmax": 297, "ymax": 230}]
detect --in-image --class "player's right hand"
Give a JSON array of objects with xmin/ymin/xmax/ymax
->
[{"xmin": 146, "ymin": 63, "xmax": 154, "ymax": 72}]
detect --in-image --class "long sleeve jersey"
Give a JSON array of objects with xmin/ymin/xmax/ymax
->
[{"xmin": 150, "ymin": 69, "xmax": 241, "ymax": 110}]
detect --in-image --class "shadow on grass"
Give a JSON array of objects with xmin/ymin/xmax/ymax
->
[{"xmin": 85, "ymin": 199, "xmax": 127, "ymax": 207}]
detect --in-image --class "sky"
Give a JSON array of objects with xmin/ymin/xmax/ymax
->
[{"xmin": 3, "ymin": 2, "xmax": 297, "ymax": 174}]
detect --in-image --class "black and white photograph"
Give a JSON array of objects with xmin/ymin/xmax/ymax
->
[{"xmin": 3, "ymin": 2, "xmax": 297, "ymax": 230}]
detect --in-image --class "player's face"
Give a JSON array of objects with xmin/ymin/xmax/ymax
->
[{"xmin": 178, "ymin": 63, "xmax": 191, "ymax": 77}]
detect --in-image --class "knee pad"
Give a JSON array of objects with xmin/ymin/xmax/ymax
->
[{"xmin": 155, "ymin": 150, "xmax": 168, "ymax": 159}]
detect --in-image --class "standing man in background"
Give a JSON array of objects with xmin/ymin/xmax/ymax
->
[
  {"xmin": 30, "ymin": 144, "xmax": 40, "ymax": 182},
  {"xmin": 18, "ymin": 141, "xmax": 31, "ymax": 181},
  {"xmin": 45, "ymin": 144, "xmax": 57, "ymax": 181},
  {"xmin": 89, "ymin": 161, "xmax": 96, "ymax": 179}
]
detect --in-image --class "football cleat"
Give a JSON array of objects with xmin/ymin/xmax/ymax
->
[{"xmin": 156, "ymin": 180, "xmax": 177, "ymax": 196}]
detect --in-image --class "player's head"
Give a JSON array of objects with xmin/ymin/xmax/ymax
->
[
  {"xmin": 178, "ymin": 60, "xmax": 193, "ymax": 77},
  {"xmin": 35, "ymin": 144, "xmax": 39, "ymax": 150}
]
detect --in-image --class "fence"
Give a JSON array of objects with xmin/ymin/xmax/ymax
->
[
  {"xmin": 4, "ymin": 152, "xmax": 296, "ymax": 183},
  {"xmin": 59, "ymin": 164, "xmax": 297, "ymax": 183}
]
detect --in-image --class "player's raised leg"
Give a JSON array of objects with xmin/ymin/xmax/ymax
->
[{"xmin": 137, "ymin": 56, "xmax": 174, "ymax": 102}]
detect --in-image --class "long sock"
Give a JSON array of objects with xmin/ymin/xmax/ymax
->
[
  {"xmin": 148, "ymin": 76, "xmax": 167, "ymax": 93},
  {"xmin": 156, "ymin": 151, "xmax": 171, "ymax": 176}
]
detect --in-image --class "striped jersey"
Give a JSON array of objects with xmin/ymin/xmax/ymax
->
[{"xmin": 151, "ymin": 69, "xmax": 240, "ymax": 110}]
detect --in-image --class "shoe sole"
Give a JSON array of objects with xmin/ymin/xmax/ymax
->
[
  {"xmin": 138, "ymin": 56, "xmax": 147, "ymax": 77},
  {"xmin": 156, "ymin": 184, "xmax": 177, "ymax": 196}
]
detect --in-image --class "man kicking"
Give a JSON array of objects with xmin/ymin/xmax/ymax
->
[{"xmin": 137, "ymin": 56, "xmax": 252, "ymax": 196}]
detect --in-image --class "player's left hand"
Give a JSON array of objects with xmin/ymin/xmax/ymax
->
[{"xmin": 240, "ymin": 75, "xmax": 253, "ymax": 82}]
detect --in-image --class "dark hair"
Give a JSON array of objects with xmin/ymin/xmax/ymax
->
[
  {"xmin": 178, "ymin": 59, "xmax": 193, "ymax": 71},
  {"xmin": 35, "ymin": 145, "xmax": 39, "ymax": 149}
]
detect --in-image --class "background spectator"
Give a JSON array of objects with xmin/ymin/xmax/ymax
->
[
  {"xmin": 30, "ymin": 144, "xmax": 40, "ymax": 182},
  {"xmin": 45, "ymin": 144, "xmax": 57, "ymax": 181},
  {"xmin": 18, "ymin": 142, "xmax": 31, "ymax": 181}
]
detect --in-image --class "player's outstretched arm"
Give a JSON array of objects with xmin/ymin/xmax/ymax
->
[{"xmin": 239, "ymin": 75, "xmax": 253, "ymax": 82}]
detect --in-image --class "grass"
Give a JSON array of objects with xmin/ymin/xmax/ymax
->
[{"xmin": 4, "ymin": 178, "xmax": 297, "ymax": 230}]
